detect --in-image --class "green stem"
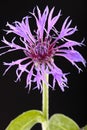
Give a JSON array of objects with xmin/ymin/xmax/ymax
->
[{"xmin": 42, "ymin": 74, "xmax": 49, "ymax": 130}]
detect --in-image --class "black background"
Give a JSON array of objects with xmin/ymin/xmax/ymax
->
[{"xmin": 0, "ymin": 0, "xmax": 87, "ymax": 130}]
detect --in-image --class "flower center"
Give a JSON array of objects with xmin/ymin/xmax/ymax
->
[
  {"xmin": 35, "ymin": 44, "xmax": 47, "ymax": 56},
  {"xmin": 35, "ymin": 43, "xmax": 48, "ymax": 61},
  {"xmin": 25, "ymin": 40, "xmax": 55, "ymax": 63}
]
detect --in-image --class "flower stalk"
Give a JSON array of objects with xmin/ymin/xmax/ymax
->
[{"xmin": 42, "ymin": 73, "xmax": 49, "ymax": 130}]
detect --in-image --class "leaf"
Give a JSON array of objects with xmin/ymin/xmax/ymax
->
[
  {"xmin": 48, "ymin": 114, "xmax": 80, "ymax": 130},
  {"xmin": 81, "ymin": 125, "xmax": 87, "ymax": 130},
  {"xmin": 6, "ymin": 110, "xmax": 45, "ymax": 130},
  {"xmin": 84, "ymin": 125, "xmax": 87, "ymax": 130}
]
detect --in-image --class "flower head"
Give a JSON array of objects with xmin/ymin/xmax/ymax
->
[{"xmin": 0, "ymin": 6, "xmax": 86, "ymax": 92}]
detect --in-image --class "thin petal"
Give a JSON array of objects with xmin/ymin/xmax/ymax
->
[
  {"xmin": 2, "ymin": 37, "xmax": 25, "ymax": 49},
  {"xmin": 58, "ymin": 40, "xmax": 83, "ymax": 49},
  {"xmin": 32, "ymin": 6, "xmax": 49, "ymax": 39},
  {"xmin": 0, "ymin": 37, "xmax": 27, "ymax": 56},
  {"xmin": 33, "ymin": 68, "xmax": 42, "ymax": 91},
  {"xmin": 3, "ymin": 57, "xmax": 31, "ymax": 76},
  {"xmin": 48, "ymin": 8, "xmax": 61, "ymax": 34},
  {"xmin": 23, "ymin": 16, "xmax": 35, "ymax": 43},
  {"xmin": 58, "ymin": 17, "xmax": 77, "ymax": 39},
  {"xmin": 62, "ymin": 16, "xmax": 70, "ymax": 30},
  {"xmin": 56, "ymin": 50, "xmax": 86, "ymax": 72},
  {"xmin": 6, "ymin": 17, "xmax": 35, "ymax": 43},
  {"xmin": 26, "ymin": 65, "xmax": 34, "ymax": 91},
  {"xmin": 37, "ymin": 6, "xmax": 41, "ymax": 19},
  {"xmin": 48, "ymin": 63, "xmax": 68, "ymax": 91}
]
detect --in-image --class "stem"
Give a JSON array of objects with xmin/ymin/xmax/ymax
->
[{"xmin": 42, "ymin": 74, "xmax": 49, "ymax": 130}]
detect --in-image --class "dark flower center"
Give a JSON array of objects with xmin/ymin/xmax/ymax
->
[
  {"xmin": 34, "ymin": 43, "xmax": 48, "ymax": 61},
  {"xmin": 25, "ymin": 40, "xmax": 55, "ymax": 63},
  {"xmin": 35, "ymin": 44, "xmax": 47, "ymax": 56}
]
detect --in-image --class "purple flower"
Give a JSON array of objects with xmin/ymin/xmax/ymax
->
[{"xmin": 0, "ymin": 6, "xmax": 86, "ymax": 92}]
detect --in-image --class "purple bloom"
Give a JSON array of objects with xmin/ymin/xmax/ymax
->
[{"xmin": 0, "ymin": 6, "xmax": 86, "ymax": 92}]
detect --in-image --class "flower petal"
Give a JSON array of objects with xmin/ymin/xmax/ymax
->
[
  {"xmin": 58, "ymin": 39, "xmax": 84, "ymax": 49},
  {"xmin": 47, "ymin": 7, "xmax": 61, "ymax": 34},
  {"xmin": 26, "ymin": 65, "xmax": 34, "ymax": 91},
  {"xmin": 32, "ymin": 6, "xmax": 49, "ymax": 39},
  {"xmin": 33, "ymin": 69, "xmax": 42, "ymax": 91},
  {"xmin": 56, "ymin": 50, "xmax": 86, "ymax": 72},
  {"xmin": 48, "ymin": 63, "xmax": 69, "ymax": 91},
  {"xmin": 6, "ymin": 17, "xmax": 35, "ymax": 43},
  {"xmin": 58, "ymin": 17, "xmax": 77, "ymax": 39}
]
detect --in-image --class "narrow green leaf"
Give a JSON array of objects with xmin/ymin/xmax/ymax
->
[
  {"xmin": 48, "ymin": 114, "xmax": 80, "ymax": 130},
  {"xmin": 6, "ymin": 110, "xmax": 45, "ymax": 130}
]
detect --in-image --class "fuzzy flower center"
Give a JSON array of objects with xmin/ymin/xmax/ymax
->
[
  {"xmin": 35, "ymin": 43, "xmax": 47, "ymax": 59},
  {"xmin": 26, "ymin": 39, "xmax": 54, "ymax": 63}
]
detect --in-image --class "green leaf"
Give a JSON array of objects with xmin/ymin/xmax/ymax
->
[
  {"xmin": 81, "ymin": 125, "xmax": 87, "ymax": 130},
  {"xmin": 6, "ymin": 110, "xmax": 45, "ymax": 130},
  {"xmin": 48, "ymin": 114, "xmax": 80, "ymax": 130}
]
